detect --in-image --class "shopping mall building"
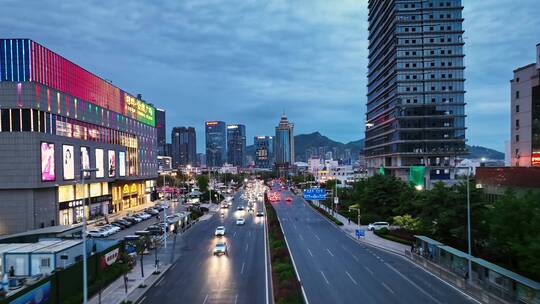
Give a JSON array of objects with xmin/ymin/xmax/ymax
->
[{"xmin": 0, "ymin": 39, "xmax": 158, "ymax": 235}]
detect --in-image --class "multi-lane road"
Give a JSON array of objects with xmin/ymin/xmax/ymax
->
[
  {"xmin": 272, "ymin": 190, "xmax": 477, "ymax": 304},
  {"xmin": 141, "ymin": 190, "xmax": 271, "ymax": 304}
]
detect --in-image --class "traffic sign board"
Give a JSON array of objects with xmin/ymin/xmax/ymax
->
[
  {"xmin": 355, "ymin": 229, "xmax": 365, "ymax": 238},
  {"xmin": 303, "ymin": 188, "xmax": 326, "ymax": 200}
]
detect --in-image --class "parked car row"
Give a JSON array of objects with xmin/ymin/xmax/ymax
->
[{"xmin": 87, "ymin": 205, "xmax": 165, "ymax": 238}]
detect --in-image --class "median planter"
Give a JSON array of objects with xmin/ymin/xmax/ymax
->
[{"xmin": 265, "ymin": 196, "xmax": 304, "ymax": 304}]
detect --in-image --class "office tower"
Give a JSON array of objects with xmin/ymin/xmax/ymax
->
[
  {"xmin": 205, "ymin": 121, "xmax": 227, "ymax": 167},
  {"xmin": 156, "ymin": 108, "xmax": 167, "ymax": 156},
  {"xmin": 275, "ymin": 115, "xmax": 295, "ymax": 173},
  {"xmin": 510, "ymin": 44, "xmax": 540, "ymax": 167},
  {"xmin": 0, "ymin": 39, "xmax": 158, "ymax": 234},
  {"xmin": 227, "ymin": 124, "xmax": 246, "ymax": 167},
  {"xmin": 172, "ymin": 127, "xmax": 197, "ymax": 167},
  {"xmin": 365, "ymin": 0, "xmax": 467, "ymax": 187},
  {"xmin": 254, "ymin": 136, "xmax": 274, "ymax": 168}
]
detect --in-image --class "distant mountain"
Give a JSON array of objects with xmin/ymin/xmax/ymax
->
[
  {"xmin": 246, "ymin": 133, "xmax": 503, "ymax": 162},
  {"xmin": 466, "ymin": 145, "xmax": 504, "ymax": 160}
]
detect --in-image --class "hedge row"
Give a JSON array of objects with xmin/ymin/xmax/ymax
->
[
  {"xmin": 309, "ymin": 203, "xmax": 344, "ymax": 226},
  {"xmin": 374, "ymin": 228, "xmax": 414, "ymax": 246},
  {"xmin": 265, "ymin": 197, "xmax": 304, "ymax": 304}
]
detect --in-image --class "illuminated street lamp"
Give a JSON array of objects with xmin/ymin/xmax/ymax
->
[{"xmin": 81, "ymin": 167, "xmax": 98, "ymax": 304}]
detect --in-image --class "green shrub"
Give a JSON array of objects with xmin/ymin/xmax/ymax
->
[{"xmin": 378, "ymin": 227, "xmax": 389, "ymax": 235}]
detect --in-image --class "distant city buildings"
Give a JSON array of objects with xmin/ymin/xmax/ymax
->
[
  {"xmin": 205, "ymin": 121, "xmax": 227, "ymax": 167},
  {"xmin": 156, "ymin": 108, "xmax": 167, "ymax": 156},
  {"xmin": 510, "ymin": 43, "xmax": 540, "ymax": 167},
  {"xmin": 365, "ymin": 0, "xmax": 467, "ymax": 188},
  {"xmin": 171, "ymin": 127, "xmax": 197, "ymax": 168},
  {"xmin": 227, "ymin": 124, "xmax": 247, "ymax": 167},
  {"xmin": 275, "ymin": 115, "xmax": 295, "ymax": 175},
  {"xmin": 254, "ymin": 136, "xmax": 274, "ymax": 168}
]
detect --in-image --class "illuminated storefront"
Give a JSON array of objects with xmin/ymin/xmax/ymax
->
[{"xmin": 58, "ymin": 182, "xmax": 111, "ymax": 225}]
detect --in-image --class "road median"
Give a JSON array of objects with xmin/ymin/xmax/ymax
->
[{"xmin": 265, "ymin": 196, "xmax": 304, "ymax": 304}]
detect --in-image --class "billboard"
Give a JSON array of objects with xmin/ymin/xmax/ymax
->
[
  {"xmin": 62, "ymin": 145, "xmax": 75, "ymax": 180},
  {"xmin": 124, "ymin": 94, "xmax": 155, "ymax": 127},
  {"xmin": 108, "ymin": 150, "xmax": 116, "ymax": 177},
  {"xmin": 95, "ymin": 149, "xmax": 104, "ymax": 178},
  {"xmin": 303, "ymin": 188, "xmax": 326, "ymax": 200},
  {"xmin": 81, "ymin": 147, "xmax": 91, "ymax": 178},
  {"xmin": 119, "ymin": 151, "xmax": 126, "ymax": 177},
  {"xmin": 40, "ymin": 142, "xmax": 55, "ymax": 181}
]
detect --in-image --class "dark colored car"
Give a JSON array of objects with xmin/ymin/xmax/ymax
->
[
  {"xmin": 145, "ymin": 208, "xmax": 159, "ymax": 215},
  {"xmin": 111, "ymin": 221, "xmax": 128, "ymax": 229},
  {"xmin": 123, "ymin": 216, "xmax": 139, "ymax": 224}
]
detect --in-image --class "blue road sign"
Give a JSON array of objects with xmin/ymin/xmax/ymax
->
[
  {"xmin": 303, "ymin": 188, "xmax": 326, "ymax": 200},
  {"xmin": 355, "ymin": 229, "xmax": 365, "ymax": 238}
]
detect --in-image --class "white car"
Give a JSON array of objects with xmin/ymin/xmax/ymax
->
[
  {"xmin": 215, "ymin": 226, "xmax": 226, "ymax": 237},
  {"xmin": 102, "ymin": 224, "xmax": 120, "ymax": 234},
  {"xmin": 236, "ymin": 218, "xmax": 245, "ymax": 225},
  {"xmin": 135, "ymin": 213, "xmax": 151, "ymax": 220},
  {"xmin": 368, "ymin": 222, "xmax": 390, "ymax": 231},
  {"xmin": 87, "ymin": 229, "xmax": 107, "ymax": 238},
  {"xmin": 213, "ymin": 242, "xmax": 228, "ymax": 256}
]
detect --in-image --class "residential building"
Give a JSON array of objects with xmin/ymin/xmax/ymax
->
[
  {"xmin": 171, "ymin": 126, "xmax": 196, "ymax": 167},
  {"xmin": 254, "ymin": 136, "xmax": 273, "ymax": 168},
  {"xmin": 365, "ymin": 0, "xmax": 467, "ymax": 188},
  {"xmin": 226, "ymin": 124, "xmax": 246, "ymax": 167},
  {"xmin": 205, "ymin": 121, "xmax": 226, "ymax": 167},
  {"xmin": 510, "ymin": 44, "xmax": 540, "ymax": 167},
  {"xmin": 156, "ymin": 108, "xmax": 166, "ymax": 156},
  {"xmin": 0, "ymin": 39, "xmax": 158, "ymax": 234},
  {"xmin": 274, "ymin": 115, "xmax": 294, "ymax": 174}
]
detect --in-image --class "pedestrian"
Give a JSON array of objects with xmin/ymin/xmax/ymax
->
[
  {"xmin": 348, "ymin": 218, "xmax": 351, "ymax": 224},
  {"xmin": 8, "ymin": 266, "xmax": 14, "ymax": 277}
]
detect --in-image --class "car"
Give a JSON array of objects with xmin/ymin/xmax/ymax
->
[
  {"xmin": 215, "ymin": 226, "xmax": 226, "ymax": 237},
  {"xmin": 144, "ymin": 208, "xmax": 159, "ymax": 215},
  {"xmin": 134, "ymin": 213, "xmax": 151, "ymax": 220},
  {"xmin": 368, "ymin": 222, "xmax": 390, "ymax": 231},
  {"xmin": 236, "ymin": 218, "xmax": 246, "ymax": 225},
  {"xmin": 116, "ymin": 219, "xmax": 132, "ymax": 227},
  {"xmin": 285, "ymin": 197, "xmax": 293, "ymax": 202},
  {"xmin": 111, "ymin": 221, "xmax": 128, "ymax": 229},
  {"xmin": 213, "ymin": 242, "xmax": 228, "ymax": 256},
  {"xmin": 146, "ymin": 225, "xmax": 165, "ymax": 235},
  {"xmin": 221, "ymin": 203, "xmax": 229, "ymax": 209},
  {"xmin": 87, "ymin": 229, "xmax": 107, "ymax": 238},
  {"xmin": 124, "ymin": 216, "xmax": 141, "ymax": 224},
  {"xmin": 102, "ymin": 224, "xmax": 121, "ymax": 234},
  {"xmin": 256, "ymin": 210, "xmax": 264, "ymax": 217},
  {"xmin": 153, "ymin": 205, "xmax": 164, "ymax": 211},
  {"xmin": 237, "ymin": 205, "xmax": 244, "ymax": 211}
]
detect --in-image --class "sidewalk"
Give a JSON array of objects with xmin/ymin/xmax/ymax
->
[
  {"xmin": 312, "ymin": 202, "xmax": 409, "ymax": 256},
  {"xmin": 88, "ymin": 258, "xmax": 170, "ymax": 304}
]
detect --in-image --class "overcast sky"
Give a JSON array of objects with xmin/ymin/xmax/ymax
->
[{"xmin": 1, "ymin": 0, "xmax": 539, "ymax": 152}]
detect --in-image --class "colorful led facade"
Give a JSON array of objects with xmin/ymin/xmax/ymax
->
[{"xmin": 0, "ymin": 39, "xmax": 155, "ymax": 126}]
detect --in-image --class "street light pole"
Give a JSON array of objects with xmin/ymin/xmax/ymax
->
[
  {"xmin": 81, "ymin": 168, "xmax": 98, "ymax": 304},
  {"xmin": 466, "ymin": 166, "xmax": 472, "ymax": 284}
]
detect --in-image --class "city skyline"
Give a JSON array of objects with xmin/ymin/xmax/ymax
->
[{"xmin": 0, "ymin": 1, "xmax": 539, "ymax": 153}]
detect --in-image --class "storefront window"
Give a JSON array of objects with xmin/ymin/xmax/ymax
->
[
  {"xmin": 75, "ymin": 184, "xmax": 88, "ymax": 200},
  {"xmin": 90, "ymin": 182, "xmax": 102, "ymax": 197},
  {"xmin": 102, "ymin": 182, "xmax": 109, "ymax": 195},
  {"xmin": 58, "ymin": 185, "xmax": 74, "ymax": 202}
]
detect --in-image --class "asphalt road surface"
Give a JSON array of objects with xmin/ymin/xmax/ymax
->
[
  {"xmin": 272, "ymin": 190, "xmax": 477, "ymax": 304},
  {"xmin": 141, "ymin": 190, "xmax": 270, "ymax": 304}
]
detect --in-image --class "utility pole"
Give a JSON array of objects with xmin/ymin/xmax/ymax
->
[
  {"xmin": 466, "ymin": 166, "xmax": 472, "ymax": 284},
  {"xmin": 81, "ymin": 168, "xmax": 98, "ymax": 304}
]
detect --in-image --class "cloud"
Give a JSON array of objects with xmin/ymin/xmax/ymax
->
[{"xmin": 0, "ymin": 0, "xmax": 537, "ymax": 152}]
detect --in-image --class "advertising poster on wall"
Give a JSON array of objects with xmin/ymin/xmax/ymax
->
[
  {"xmin": 96, "ymin": 149, "xmax": 104, "ymax": 178},
  {"xmin": 81, "ymin": 147, "xmax": 91, "ymax": 178},
  {"xmin": 108, "ymin": 150, "xmax": 116, "ymax": 177},
  {"xmin": 119, "ymin": 151, "xmax": 126, "ymax": 177},
  {"xmin": 41, "ymin": 142, "xmax": 55, "ymax": 181},
  {"xmin": 62, "ymin": 145, "xmax": 75, "ymax": 180}
]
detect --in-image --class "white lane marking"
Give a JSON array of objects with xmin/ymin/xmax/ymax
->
[
  {"xmin": 233, "ymin": 231, "xmax": 237, "ymax": 237},
  {"xmin": 245, "ymin": 244, "xmax": 249, "ymax": 252},
  {"xmin": 382, "ymin": 282, "xmax": 395, "ymax": 294},
  {"xmin": 140, "ymin": 296, "xmax": 147, "ymax": 303},
  {"xmin": 326, "ymin": 248, "xmax": 334, "ymax": 257},
  {"xmin": 314, "ymin": 234, "xmax": 321, "ymax": 241},
  {"xmin": 235, "ymin": 294, "xmax": 238, "ymax": 304},
  {"xmin": 298, "ymin": 234, "xmax": 304, "ymax": 241},
  {"xmin": 248, "ymin": 231, "xmax": 251, "ymax": 236},
  {"xmin": 345, "ymin": 271, "xmax": 358, "ymax": 285},
  {"xmin": 385, "ymin": 262, "xmax": 442, "ymax": 304},
  {"xmin": 320, "ymin": 270, "xmax": 330, "ymax": 285},
  {"xmin": 241, "ymin": 262, "xmax": 245, "ymax": 274},
  {"xmin": 264, "ymin": 211, "xmax": 269, "ymax": 304},
  {"xmin": 156, "ymin": 276, "xmax": 165, "ymax": 286},
  {"xmin": 170, "ymin": 263, "xmax": 177, "ymax": 270},
  {"xmin": 364, "ymin": 266, "xmax": 374, "ymax": 275},
  {"xmin": 293, "ymin": 224, "xmax": 297, "ymax": 230},
  {"xmin": 203, "ymin": 294, "xmax": 209, "ymax": 304},
  {"xmin": 307, "ymin": 248, "xmax": 314, "ymax": 257}
]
